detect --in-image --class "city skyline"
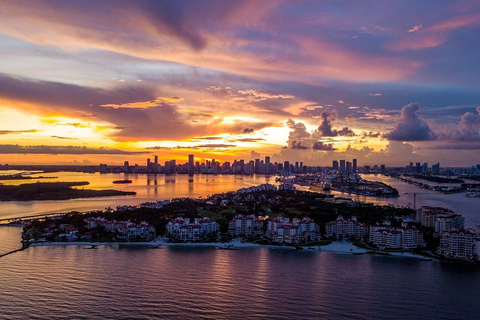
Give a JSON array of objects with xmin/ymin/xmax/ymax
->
[{"xmin": 1, "ymin": 1, "xmax": 480, "ymax": 166}]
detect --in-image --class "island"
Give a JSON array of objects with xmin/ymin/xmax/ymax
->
[
  {"xmin": 112, "ymin": 179, "xmax": 133, "ymax": 184},
  {"xmin": 12, "ymin": 183, "xmax": 478, "ymax": 264},
  {"xmin": 0, "ymin": 181, "xmax": 136, "ymax": 201}
]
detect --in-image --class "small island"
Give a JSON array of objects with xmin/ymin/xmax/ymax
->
[
  {"xmin": 113, "ymin": 179, "xmax": 132, "ymax": 184},
  {"xmin": 0, "ymin": 181, "xmax": 136, "ymax": 201}
]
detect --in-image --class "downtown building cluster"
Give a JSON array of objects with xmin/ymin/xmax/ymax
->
[{"xmin": 102, "ymin": 154, "xmax": 327, "ymax": 175}]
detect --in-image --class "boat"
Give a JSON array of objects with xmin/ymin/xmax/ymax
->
[
  {"xmin": 84, "ymin": 245, "xmax": 98, "ymax": 249},
  {"xmin": 113, "ymin": 180, "xmax": 132, "ymax": 184}
]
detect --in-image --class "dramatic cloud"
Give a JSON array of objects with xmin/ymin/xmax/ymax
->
[
  {"xmin": 0, "ymin": 145, "xmax": 145, "ymax": 155},
  {"xmin": 285, "ymin": 118, "xmax": 341, "ymax": 151},
  {"xmin": 312, "ymin": 141, "xmax": 335, "ymax": 151},
  {"xmin": 447, "ymin": 106, "xmax": 480, "ymax": 141},
  {"xmin": 0, "ymin": 74, "xmax": 274, "ymax": 141},
  {"xmin": 290, "ymin": 140, "xmax": 309, "ymax": 150},
  {"xmin": 385, "ymin": 103, "xmax": 437, "ymax": 141},
  {"xmin": 0, "ymin": 2, "xmax": 480, "ymax": 165},
  {"xmin": 315, "ymin": 110, "xmax": 355, "ymax": 137},
  {"xmin": 286, "ymin": 119, "xmax": 311, "ymax": 149}
]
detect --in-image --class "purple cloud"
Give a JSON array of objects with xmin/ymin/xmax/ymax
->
[{"xmin": 385, "ymin": 102, "xmax": 437, "ymax": 141}]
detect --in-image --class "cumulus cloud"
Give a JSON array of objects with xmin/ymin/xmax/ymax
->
[
  {"xmin": 446, "ymin": 106, "xmax": 480, "ymax": 141},
  {"xmin": 312, "ymin": 141, "xmax": 335, "ymax": 151},
  {"xmin": 385, "ymin": 102, "xmax": 437, "ymax": 141},
  {"xmin": 250, "ymin": 150, "xmax": 261, "ymax": 159},
  {"xmin": 286, "ymin": 119, "xmax": 311, "ymax": 148},
  {"xmin": 291, "ymin": 140, "xmax": 309, "ymax": 149},
  {"xmin": 285, "ymin": 118, "xmax": 340, "ymax": 151},
  {"xmin": 315, "ymin": 110, "xmax": 355, "ymax": 137},
  {"xmin": 0, "ymin": 145, "xmax": 145, "ymax": 154}
]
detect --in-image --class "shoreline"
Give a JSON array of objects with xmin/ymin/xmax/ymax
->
[{"xmin": 28, "ymin": 239, "xmax": 434, "ymax": 260}]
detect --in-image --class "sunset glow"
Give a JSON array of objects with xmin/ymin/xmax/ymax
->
[{"xmin": 1, "ymin": 1, "xmax": 479, "ymax": 166}]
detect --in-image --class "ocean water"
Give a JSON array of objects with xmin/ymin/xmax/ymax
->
[
  {"xmin": 1, "ymin": 171, "xmax": 480, "ymax": 319},
  {"xmin": 1, "ymin": 238, "xmax": 479, "ymax": 320},
  {"xmin": 0, "ymin": 172, "xmax": 277, "ymax": 221},
  {"xmin": 1, "ymin": 172, "xmax": 479, "ymax": 227}
]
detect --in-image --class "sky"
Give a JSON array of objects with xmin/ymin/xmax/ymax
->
[{"xmin": 0, "ymin": 0, "xmax": 479, "ymax": 167}]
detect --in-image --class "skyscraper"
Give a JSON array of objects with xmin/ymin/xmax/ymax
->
[
  {"xmin": 333, "ymin": 160, "xmax": 338, "ymax": 171},
  {"xmin": 265, "ymin": 156, "xmax": 271, "ymax": 174},
  {"xmin": 346, "ymin": 161, "xmax": 352, "ymax": 173},
  {"xmin": 340, "ymin": 160, "xmax": 346, "ymax": 173},
  {"xmin": 188, "ymin": 154, "xmax": 194, "ymax": 175},
  {"xmin": 284, "ymin": 161, "xmax": 290, "ymax": 174},
  {"xmin": 352, "ymin": 159, "xmax": 357, "ymax": 173}
]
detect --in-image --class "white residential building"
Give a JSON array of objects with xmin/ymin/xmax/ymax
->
[
  {"xmin": 85, "ymin": 217, "xmax": 156, "ymax": 240},
  {"xmin": 416, "ymin": 206, "xmax": 464, "ymax": 233},
  {"xmin": 166, "ymin": 217, "xmax": 219, "ymax": 241},
  {"xmin": 228, "ymin": 214, "xmax": 264, "ymax": 236},
  {"xmin": 438, "ymin": 229, "xmax": 477, "ymax": 258},
  {"xmin": 369, "ymin": 222, "xmax": 424, "ymax": 249},
  {"xmin": 267, "ymin": 216, "xmax": 319, "ymax": 243},
  {"xmin": 325, "ymin": 215, "xmax": 368, "ymax": 239}
]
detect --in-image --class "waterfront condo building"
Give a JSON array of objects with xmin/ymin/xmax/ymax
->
[
  {"xmin": 228, "ymin": 214, "xmax": 264, "ymax": 237},
  {"xmin": 438, "ymin": 229, "xmax": 477, "ymax": 259},
  {"xmin": 416, "ymin": 206, "xmax": 464, "ymax": 233},
  {"xmin": 166, "ymin": 217, "xmax": 219, "ymax": 241},
  {"xmin": 325, "ymin": 215, "xmax": 368, "ymax": 240},
  {"xmin": 267, "ymin": 216, "xmax": 319, "ymax": 243},
  {"xmin": 369, "ymin": 222, "xmax": 424, "ymax": 249}
]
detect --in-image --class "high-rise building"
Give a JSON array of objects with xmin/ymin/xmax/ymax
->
[
  {"xmin": 147, "ymin": 158, "xmax": 151, "ymax": 173},
  {"xmin": 352, "ymin": 159, "xmax": 357, "ymax": 173},
  {"xmin": 188, "ymin": 154, "xmax": 194, "ymax": 175},
  {"xmin": 333, "ymin": 160, "xmax": 339, "ymax": 171},
  {"xmin": 339, "ymin": 160, "xmax": 346, "ymax": 173},
  {"xmin": 265, "ymin": 156, "xmax": 271, "ymax": 174},
  {"xmin": 124, "ymin": 161, "xmax": 129, "ymax": 173},
  {"xmin": 346, "ymin": 161, "xmax": 352, "ymax": 173},
  {"xmin": 154, "ymin": 155, "xmax": 158, "ymax": 173},
  {"xmin": 422, "ymin": 162, "xmax": 428, "ymax": 173},
  {"xmin": 284, "ymin": 161, "xmax": 290, "ymax": 174},
  {"xmin": 416, "ymin": 162, "xmax": 421, "ymax": 174}
]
